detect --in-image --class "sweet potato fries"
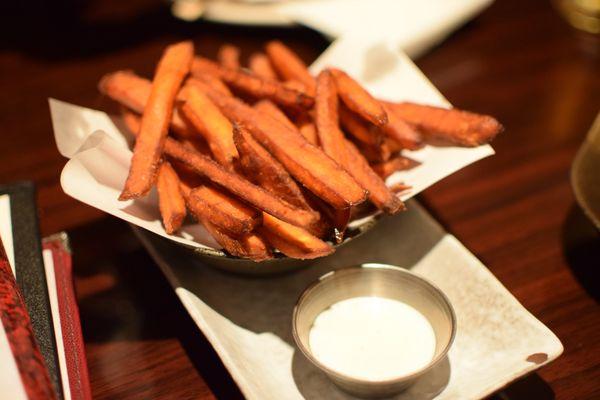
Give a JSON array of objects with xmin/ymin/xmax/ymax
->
[
  {"xmin": 119, "ymin": 41, "xmax": 194, "ymax": 199},
  {"xmin": 100, "ymin": 40, "xmax": 502, "ymax": 261}
]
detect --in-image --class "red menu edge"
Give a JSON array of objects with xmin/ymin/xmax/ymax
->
[{"xmin": 43, "ymin": 234, "xmax": 92, "ymax": 400}]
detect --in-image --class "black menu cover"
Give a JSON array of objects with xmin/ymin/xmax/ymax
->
[{"xmin": 0, "ymin": 181, "xmax": 63, "ymax": 399}]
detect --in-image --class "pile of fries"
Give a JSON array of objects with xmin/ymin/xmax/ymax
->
[{"xmin": 99, "ymin": 40, "xmax": 502, "ymax": 261}]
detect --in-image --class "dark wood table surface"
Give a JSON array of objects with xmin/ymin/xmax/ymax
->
[{"xmin": 1, "ymin": 0, "xmax": 599, "ymax": 398}]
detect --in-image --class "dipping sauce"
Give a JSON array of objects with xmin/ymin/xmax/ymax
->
[{"xmin": 308, "ymin": 296, "xmax": 436, "ymax": 381}]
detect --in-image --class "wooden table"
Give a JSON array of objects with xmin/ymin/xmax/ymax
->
[{"xmin": 1, "ymin": 0, "xmax": 599, "ymax": 398}]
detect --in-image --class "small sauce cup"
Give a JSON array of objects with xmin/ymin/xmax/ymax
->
[{"xmin": 292, "ymin": 263, "xmax": 456, "ymax": 398}]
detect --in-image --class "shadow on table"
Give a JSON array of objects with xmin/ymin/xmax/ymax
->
[
  {"xmin": 142, "ymin": 201, "xmax": 451, "ymax": 399},
  {"xmin": 561, "ymin": 203, "xmax": 600, "ymax": 302},
  {"xmin": 70, "ymin": 217, "xmax": 246, "ymax": 399}
]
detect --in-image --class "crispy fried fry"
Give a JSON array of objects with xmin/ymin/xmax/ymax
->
[
  {"xmin": 204, "ymin": 88, "xmax": 367, "ymax": 209},
  {"xmin": 339, "ymin": 105, "xmax": 383, "ymax": 146},
  {"xmin": 260, "ymin": 214, "xmax": 333, "ymax": 259},
  {"xmin": 253, "ymin": 100, "xmax": 296, "ymax": 131},
  {"xmin": 187, "ymin": 185, "xmax": 260, "ymax": 235},
  {"xmin": 315, "ymin": 70, "xmax": 347, "ymax": 163},
  {"xmin": 187, "ymin": 75, "xmax": 232, "ymax": 97},
  {"xmin": 191, "ymin": 57, "xmax": 314, "ymax": 109},
  {"xmin": 122, "ymin": 109, "xmax": 190, "ymax": 233},
  {"xmin": 313, "ymin": 71, "xmax": 402, "ymax": 214},
  {"xmin": 249, "ymin": 53, "xmax": 278, "ymax": 80},
  {"xmin": 156, "ymin": 161, "xmax": 187, "ymax": 234},
  {"xmin": 122, "ymin": 107, "xmax": 189, "ymax": 233},
  {"xmin": 99, "ymin": 70, "xmax": 196, "ymax": 139},
  {"xmin": 99, "ymin": 71, "xmax": 149, "ymax": 113},
  {"xmin": 203, "ymin": 220, "xmax": 272, "ymax": 261},
  {"xmin": 163, "ymin": 137, "xmax": 319, "ymax": 228},
  {"xmin": 385, "ymin": 102, "xmax": 503, "ymax": 146},
  {"xmin": 190, "ymin": 56, "xmax": 222, "ymax": 77},
  {"xmin": 119, "ymin": 41, "xmax": 193, "ymax": 200},
  {"xmin": 121, "ymin": 106, "xmax": 142, "ymax": 136},
  {"xmin": 329, "ymin": 68, "xmax": 387, "ymax": 127},
  {"xmin": 389, "ymin": 183, "xmax": 412, "ymax": 195},
  {"xmin": 344, "ymin": 139, "xmax": 404, "ymax": 214},
  {"xmin": 180, "ymin": 185, "xmax": 271, "ymax": 260},
  {"xmin": 180, "ymin": 85, "xmax": 238, "ymax": 168},
  {"xmin": 357, "ymin": 140, "xmax": 393, "ymax": 163},
  {"xmin": 371, "ymin": 156, "xmax": 420, "ymax": 180},
  {"xmin": 217, "ymin": 44, "xmax": 241, "ymax": 69},
  {"xmin": 380, "ymin": 102, "xmax": 423, "ymax": 150},
  {"xmin": 265, "ymin": 40, "xmax": 316, "ymax": 95},
  {"xmin": 233, "ymin": 124, "xmax": 313, "ymax": 211},
  {"xmin": 222, "ymin": 69, "xmax": 313, "ymax": 109}
]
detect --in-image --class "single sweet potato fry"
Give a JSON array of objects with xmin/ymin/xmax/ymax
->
[
  {"xmin": 204, "ymin": 88, "xmax": 367, "ymax": 209},
  {"xmin": 389, "ymin": 183, "xmax": 412, "ymax": 195},
  {"xmin": 191, "ymin": 57, "xmax": 314, "ymax": 109},
  {"xmin": 163, "ymin": 137, "xmax": 319, "ymax": 229},
  {"xmin": 222, "ymin": 69, "xmax": 314, "ymax": 110},
  {"xmin": 187, "ymin": 75, "xmax": 232, "ymax": 97},
  {"xmin": 339, "ymin": 105, "xmax": 383, "ymax": 146},
  {"xmin": 385, "ymin": 102, "xmax": 503, "ymax": 146},
  {"xmin": 99, "ymin": 71, "xmax": 149, "ymax": 113},
  {"xmin": 314, "ymin": 70, "xmax": 347, "ymax": 164},
  {"xmin": 358, "ymin": 140, "xmax": 393, "ymax": 163},
  {"xmin": 99, "ymin": 70, "xmax": 196, "ymax": 139},
  {"xmin": 329, "ymin": 68, "xmax": 387, "ymax": 127},
  {"xmin": 217, "ymin": 44, "xmax": 241, "ymax": 69},
  {"xmin": 202, "ymin": 220, "xmax": 272, "ymax": 261},
  {"xmin": 344, "ymin": 139, "xmax": 404, "ymax": 214},
  {"xmin": 265, "ymin": 41, "xmax": 316, "ymax": 95},
  {"xmin": 371, "ymin": 156, "xmax": 420, "ymax": 180},
  {"xmin": 191, "ymin": 56, "xmax": 223, "ymax": 77},
  {"xmin": 180, "ymin": 85, "xmax": 238, "ymax": 168},
  {"xmin": 249, "ymin": 53, "xmax": 278, "ymax": 80},
  {"xmin": 121, "ymin": 106, "xmax": 142, "ymax": 136},
  {"xmin": 187, "ymin": 185, "xmax": 260, "ymax": 235},
  {"xmin": 380, "ymin": 102, "xmax": 423, "ymax": 150},
  {"xmin": 233, "ymin": 124, "xmax": 313, "ymax": 211},
  {"xmin": 260, "ymin": 213, "xmax": 334, "ymax": 259},
  {"xmin": 156, "ymin": 161, "xmax": 187, "ymax": 234},
  {"xmin": 253, "ymin": 100, "xmax": 297, "ymax": 131},
  {"xmin": 120, "ymin": 41, "xmax": 194, "ymax": 200}
]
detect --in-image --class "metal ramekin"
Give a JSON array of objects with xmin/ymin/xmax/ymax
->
[{"xmin": 292, "ymin": 264, "xmax": 456, "ymax": 398}]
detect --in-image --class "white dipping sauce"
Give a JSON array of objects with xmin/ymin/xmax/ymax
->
[{"xmin": 308, "ymin": 296, "xmax": 436, "ymax": 381}]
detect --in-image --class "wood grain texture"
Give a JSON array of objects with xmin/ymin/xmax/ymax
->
[{"xmin": 0, "ymin": 0, "xmax": 598, "ymax": 399}]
